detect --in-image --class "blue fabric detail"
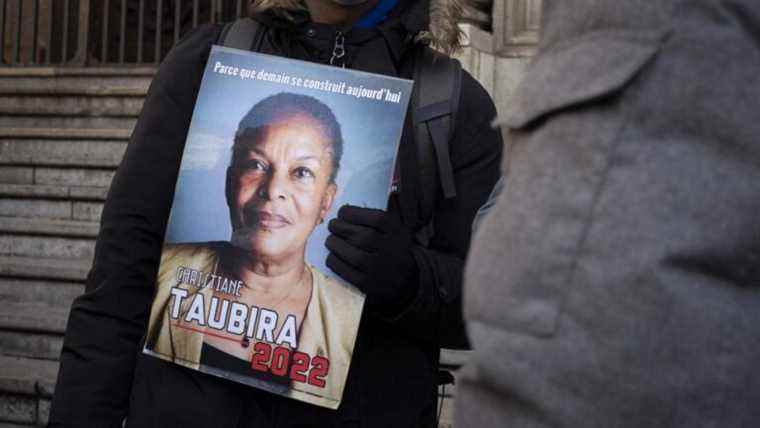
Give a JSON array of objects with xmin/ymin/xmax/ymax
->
[{"xmin": 354, "ymin": 0, "xmax": 399, "ymax": 29}]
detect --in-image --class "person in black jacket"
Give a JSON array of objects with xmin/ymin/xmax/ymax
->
[{"xmin": 49, "ymin": 1, "xmax": 502, "ymax": 427}]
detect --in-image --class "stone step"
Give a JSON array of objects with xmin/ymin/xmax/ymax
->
[
  {"xmin": 0, "ymin": 96, "xmax": 145, "ymax": 118},
  {"xmin": 0, "ymin": 74, "xmax": 152, "ymax": 97},
  {"xmin": 0, "ymin": 139, "xmax": 126, "ymax": 168},
  {"xmin": 0, "ymin": 278, "xmax": 80, "ymax": 336},
  {"xmin": 0, "ymin": 278, "xmax": 84, "ymax": 318},
  {"xmin": 0, "ymin": 198, "xmax": 72, "ymax": 220},
  {"xmin": 0, "ymin": 331, "xmax": 63, "ymax": 361},
  {"xmin": 0, "ymin": 393, "xmax": 38, "ymax": 425},
  {"xmin": 0, "ymin": 184, "xmax": 108, "ymax": 201},
  {"xmin": 70, "ymin": 201, "xmax": 103, "ymax": 221},
  {"xmin": 0, "ymin": 168, "xmax": 33, "ymax": 185},
  {"xmin": 0, "ymin": 67, "xmax": 155, "ymax": 96},
  {"xmin": 34, "ymin": 167, "xmax": 115, "ymax": 188},
  {"xmin": 0, "ymin": 355, "xmax": 58, "ymax": 397},
  {"xmin": 0, "ymin": 279, "xmax": 83, "ymax": 311},
  {"xmin": 0, "ymin": 394, "xmax": 51, "ymax": 426},
  {"xmin": 0, "ymin": 166, "xmax": 115, "ymax": 187},
  {"xmin": 0, "ymin": 198, "xmax": 103, "ymax": 221},
  {"xmin": 0, "ymin": 235, "xmax": 94, "ymax": 260},
  {"xmin": 0, "ymin": 217, "xmax": 99, "ymax": 238},
  {"xmin": 0, "ymin": 256, "xmax": 90, "ymax": 282},
  {"xmin": 0, "ymin": 66, "xmax": 155, "ymax": 78},
  {"xmin": 0, "ymin": 302, "xmax": 71, "ymax": 335},
  {"xmin": 0, "ymin": 421, "xmax": 41, "ymax": 428},
  {"xmin": 0, "ymin": 115, "xmax": 137, "ymax": 129},
  {"xmin": 0, "ymin": 127, "xmax": 131, "ymax": 140}
]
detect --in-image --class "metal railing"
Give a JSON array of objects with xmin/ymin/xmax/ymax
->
[{"xmin": 0, "ymin": 0, "xmax": 249, "ymax": 67}]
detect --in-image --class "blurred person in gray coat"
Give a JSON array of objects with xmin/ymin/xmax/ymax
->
[{"xmin": 456, "ymin": 0, "xmax": 760, "ymax": 426}]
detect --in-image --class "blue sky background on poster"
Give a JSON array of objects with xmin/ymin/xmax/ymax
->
[{"xmin": 165, "ymin": 46, "xmax": 412, "ymax": 276}]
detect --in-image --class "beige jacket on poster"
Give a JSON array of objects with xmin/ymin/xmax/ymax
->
[{"xmin": 144, "ymin": 242, "xmax": 364, "ymax": 409}]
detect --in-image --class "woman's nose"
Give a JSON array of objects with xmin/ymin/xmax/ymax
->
[{"xmin": 258, "ymin": 171, "xmax": 287, "ymax": 200}]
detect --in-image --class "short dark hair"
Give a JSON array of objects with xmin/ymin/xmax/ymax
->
[{"xmin": 232, "ymin": 92, "xmax": 343, "ymax": 183}]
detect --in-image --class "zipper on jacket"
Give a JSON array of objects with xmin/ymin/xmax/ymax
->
[{"xmin": 329, "ymin": 31, "xmax": 346, "ymax": 67}]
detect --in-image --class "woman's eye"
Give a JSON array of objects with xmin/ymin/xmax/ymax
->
[
  {"xmin": 245, "ymin": 159, "xmax": 267, "ymax": 172},
  {"xmin": 293, "ymin": 167, "xmax": 315, "ymax": 179}
]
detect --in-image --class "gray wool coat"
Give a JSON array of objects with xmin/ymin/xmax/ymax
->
[{"xmin": 456, "ymin": 0, "xmax": 760, "ymax": 426}]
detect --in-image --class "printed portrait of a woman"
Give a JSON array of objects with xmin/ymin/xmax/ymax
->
[{"xmin": 144, "ymin": 93, "xmax": 365, "ymax": 409}]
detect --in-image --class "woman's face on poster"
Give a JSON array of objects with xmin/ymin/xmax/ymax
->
[{"xmin": 228, "ymin": 113, "xmax": 337, "ymax": 262}]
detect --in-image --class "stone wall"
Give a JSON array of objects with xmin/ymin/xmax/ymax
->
[{"xmin": 455, "ymin": 28, "xmax": 531, "ymax": 121}]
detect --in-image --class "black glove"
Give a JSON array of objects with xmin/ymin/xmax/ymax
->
[{"xmin": 326, "ymin": 195, "xmax": 419, "ymax": 313}]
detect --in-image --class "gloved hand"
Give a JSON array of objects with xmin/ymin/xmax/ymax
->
[{"xmin": 325, "ymin": 196, "xmax": 419, "ymax": 313}]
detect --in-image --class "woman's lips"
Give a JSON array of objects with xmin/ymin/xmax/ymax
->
[{"xmin": 252, "ymin": 211, "xmax": 291, "ymax": 229}]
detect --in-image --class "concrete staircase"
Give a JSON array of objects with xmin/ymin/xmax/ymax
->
[{"xmin": 0, "ymin": 67, "xmax": 152, "ymax": 427}]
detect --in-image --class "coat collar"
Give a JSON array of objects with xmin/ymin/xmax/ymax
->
[{"xmin": 251, "ymin": 0, "xmax": 426, "ymax": 64}]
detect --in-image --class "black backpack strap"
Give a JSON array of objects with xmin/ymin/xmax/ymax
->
[
  {"xmin": 219, "ymin": 17, "xmax": 265, "ymax": 51},
  {"xmin": 411, "ymin": 46, "xmax": 462, "ymax": 243}
]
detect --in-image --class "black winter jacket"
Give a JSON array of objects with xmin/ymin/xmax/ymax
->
[{"xmin": 49, "ymin": 3, "xmax": 502, "ymax": 427}]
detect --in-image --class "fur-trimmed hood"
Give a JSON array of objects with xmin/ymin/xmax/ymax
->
[{"xmin": 249, "ymin": 0, "xmax": 466, "ymax": 53}]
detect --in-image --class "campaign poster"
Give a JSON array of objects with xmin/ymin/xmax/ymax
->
[{"xmin": 143, "ymin": 46, "xmax": 412, "ymax": 409}]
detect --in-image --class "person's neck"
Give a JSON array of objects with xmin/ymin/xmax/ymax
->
[
  {"xmin": 304, "ymin": 0, "xmax": 381, "ymax": 29},
  {"xmin": 232, "ymin": 251, "xmax": 308, "ymax": 297}
]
